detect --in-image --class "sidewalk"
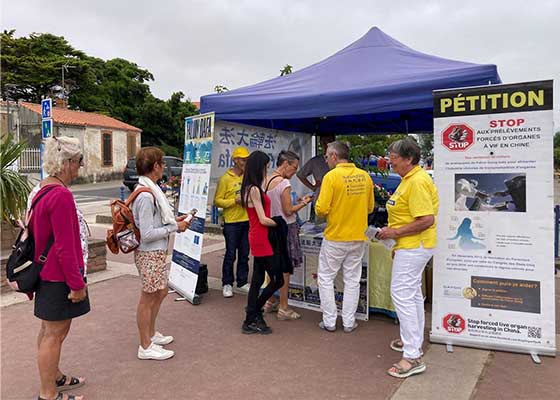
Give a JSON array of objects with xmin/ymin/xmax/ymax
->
[{"xmin": 1, "ymin": 229, "xmax": 559, "ymax": 399}]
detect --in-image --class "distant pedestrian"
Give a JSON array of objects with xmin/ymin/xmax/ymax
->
[
  {"xmin": 315, "ymin": 141, "xmax": 374, "ymax": 333},
  {"xmin": 240, "ymin": 151, "xmax": 283, "ymax": 334},
  {"xmin": 213, "ymin": 146, "xmax": 251, "ymax": 298},
  {"xmin": 132, "ymin": 147, "xmax": 191, "ymax": 361}
]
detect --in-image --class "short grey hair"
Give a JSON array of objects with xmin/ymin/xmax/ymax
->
[
  {"xmin": 388, "ymin": 137, "xmax": 421, "ymax": 165},
  {"xmin": 327, "ymin": 141, "xmax": 349, "ymax": 160},
  {"xmin": 276, "ymin": 150, "xmax": 299, "ymax": 167},
  {"xmin": 43, "ymin": 136, "xmax": 81, "ymax": 175}
]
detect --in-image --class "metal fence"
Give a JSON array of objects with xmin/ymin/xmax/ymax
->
[{"xmin": 18, "ymin": 148, "xmax": 41, "ymax": 172}]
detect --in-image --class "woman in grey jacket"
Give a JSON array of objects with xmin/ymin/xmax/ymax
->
[{"xmin": 132, "ymin": 147, "xmax": 190, "ymax": 361}]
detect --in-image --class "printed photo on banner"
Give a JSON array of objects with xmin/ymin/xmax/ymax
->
[{"xmin": 455, "ymin": 173, "xmax": 526, "ymax": 212}]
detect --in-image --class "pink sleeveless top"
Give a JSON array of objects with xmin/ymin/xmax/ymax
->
[{"xmin": 247, "ymin": 191, "xmax": 273, "ymax": 257}]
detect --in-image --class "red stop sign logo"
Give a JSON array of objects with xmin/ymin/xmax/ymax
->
[
  {"xmin": 443, "ymin": 314, "xmax": 465, "ymax": 334},
  {"xmin": 442, "ymin": 124, "xmax": 475, "ymax": 151}
]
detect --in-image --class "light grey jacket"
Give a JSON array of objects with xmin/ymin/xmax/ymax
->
[{"xmin": 132, "ymin": 192, "xmax": 177, "ymax": 252}]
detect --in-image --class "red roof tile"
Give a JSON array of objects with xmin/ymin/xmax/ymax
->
[{"xmin": 20, "ymin": 102, "xmax": 142, "ymax": 132}]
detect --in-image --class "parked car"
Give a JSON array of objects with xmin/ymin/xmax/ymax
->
[
  {"xmin": 369, "ymin": 172, "xmax": 401, "ymax": 192},
  {"xmin": 123, "ymin": 156, "xmax": 183, "ymax": 191}
]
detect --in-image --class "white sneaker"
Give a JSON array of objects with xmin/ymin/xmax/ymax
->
[
  {"xmin": 137, "ymin": 343, "xmax": 174, "ymax": 360},
  {"xmin": 223, "ymin": 284, "xmax": 233, "ymax": 298},
  {"xmin": 237, "ymin": 283, "xmax": 250, "ymax": 293},
  {"xmin": 151, "ymin": 331, "xmax": 174, "ymax": 345}
]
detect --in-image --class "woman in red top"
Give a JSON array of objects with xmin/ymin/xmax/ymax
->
[
  {"xmin": 31, "ymin": 137, "xmax": 89, "ymax": 400},
  {"xmin": 240, "ymin": 151, "xmax": 283, "ymax": 334}
]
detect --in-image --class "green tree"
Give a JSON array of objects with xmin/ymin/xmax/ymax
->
[
  {"xmin": 418, "ymin": 133, "xmax": 434, "ymax": 159},
  {"xmin": 1, "ymin": 30, "xmax": 90, "ymax": 103},
  {"xmin": 214, "ymin": 85, "xmax": 229, "ymax": 93},
  {"xmin": 280, "ymin": 64, "xmax": 293, "ymax": 76},
  {"xmin": 1, "ymin": 30, "xmax": 199, "ymax": 153}
]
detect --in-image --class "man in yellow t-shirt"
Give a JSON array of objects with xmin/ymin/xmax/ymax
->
[
  {"xmin": 377, "ymin": 137, "xmax": 438, "ymax": 379},
  {"xmin": 214, "ymin": 146, "xmax": 250, "ymax": 298},
  {"xmin": 315, "ymin": 141, "xmax": 374, "ymax": 333}
]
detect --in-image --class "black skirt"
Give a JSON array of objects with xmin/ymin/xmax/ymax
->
[{"xmin": 34, "ymin": 279, "xmax": 90, "ymax": 321}]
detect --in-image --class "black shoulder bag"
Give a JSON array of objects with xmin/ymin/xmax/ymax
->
[{"xmin": 6, "ymin": 186, "xmax": 56, "ymax": 294}]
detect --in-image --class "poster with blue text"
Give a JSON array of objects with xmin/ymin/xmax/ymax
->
[
  {"xmin": 169, "ymin": 112, "xmax": 214, "ymax": 302},
  {"xmin": 431, "ymin": 81, "xmax": 556, "ymax": 356}
]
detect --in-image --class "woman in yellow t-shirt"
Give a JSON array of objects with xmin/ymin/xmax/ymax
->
[{"xmin": 377, "ymin": 138, "xmax": 439, "ymax": 379}]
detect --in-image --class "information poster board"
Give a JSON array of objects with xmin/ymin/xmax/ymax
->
[
  {"xmin": 431, "ymin": 81, "xmax": 556, "ymax": 356},
  {"xmin": 169, "ymin": 113, "xmax": 214, "ymax": 303},
  {"xmin": 209, "ymin": 121, "xmax": 313, "ymax": 225},
  {"xmin": 289, "ymin": 231, "xmax": 369, "ymax": 321}
]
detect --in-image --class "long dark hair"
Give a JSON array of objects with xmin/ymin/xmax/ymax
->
[{"xmin": 240, "ymin": 151, "xmax": 270, "ymax": 208}]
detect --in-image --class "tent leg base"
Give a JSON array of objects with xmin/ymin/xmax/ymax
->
[
  {"xmin": 446, "ymin": 344, "xmax": 454, "ymax": 353},
  {"xmin": 530, "ymin": 352, "xmax": 541, "ymax": 364}
]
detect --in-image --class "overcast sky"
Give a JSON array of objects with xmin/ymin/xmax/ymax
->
[{"xmin": 3, "ymin": 0, "xmax": 559, "ymax": 124}]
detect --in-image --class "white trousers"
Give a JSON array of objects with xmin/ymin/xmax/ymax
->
[
  {"xmin": 391, "ymin": 246, "xmax": 433, "ymax": 359},
  {"xmin": 318, "ymin": 239, "xmax": 366, "ymax": 328}
]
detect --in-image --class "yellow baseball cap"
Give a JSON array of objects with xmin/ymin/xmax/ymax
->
[{"xmin": 232, "ymin": 146, "xmax": 250, "ymax": 159}]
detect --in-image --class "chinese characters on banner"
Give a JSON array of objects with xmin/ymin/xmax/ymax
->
[{"xmin": 209, "ymin": 121, "xmax": 313, "ymax": 224}]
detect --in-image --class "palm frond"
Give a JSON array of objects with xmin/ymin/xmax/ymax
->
[{"xmin": 0, "ymin": 135, "xmax": 32, "ymax": 222}]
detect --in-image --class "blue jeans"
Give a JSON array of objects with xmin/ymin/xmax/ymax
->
[{"xmin": 222, "ymin": 221, "xmax": 249, "ymax": 287}]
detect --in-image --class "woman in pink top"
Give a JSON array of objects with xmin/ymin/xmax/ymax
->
[
  {"xmin": 240, "ymin": 151, "xmax": 283, "ymax": 334},
  {"xmin": 30, "ymin": 137, "xmax": 88, "ymax": 400},
  {"xmin": 264, "ymin": 150, "xmax": 312, "ymax": 320}
]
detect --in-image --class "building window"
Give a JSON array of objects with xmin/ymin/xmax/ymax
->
[
  {"xmin": 101, "ymin": 131, "xmax": 113, "ymax": 166},
  {"xmin": 127, "ymin": 133, "xmax": 137, "ymax": 159}
]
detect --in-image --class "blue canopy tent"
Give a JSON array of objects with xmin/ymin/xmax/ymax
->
[{"xmin": 200, "ymin": 27, "xmax": 501, "ymax": 134}]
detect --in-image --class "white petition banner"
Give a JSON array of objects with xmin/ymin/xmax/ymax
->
[
  {"xmin": 431, "ymin": 80, "xmax": 556, "ymax": 356},
  {"xmin": 169, "ymin": 113, "xmax": 214, "ymax": 303}
]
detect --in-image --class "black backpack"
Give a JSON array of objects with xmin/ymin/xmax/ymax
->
[{"xmin": 6, "ymin": 186, "xmax": 56, "ymax": 294}]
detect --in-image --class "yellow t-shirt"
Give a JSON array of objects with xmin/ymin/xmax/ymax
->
[
  {"xmin": 315, "ymin": 163, "xmax": 374, "ymax": 242},
  {"xmin": 213, "ymin": 169, "xmax": 248, "ymax": 223},
  {"xmin": 386, "ymin": 165, "xmax": 439, "ymax": 250}
]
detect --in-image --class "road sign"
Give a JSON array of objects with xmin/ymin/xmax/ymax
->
[
  {"xmin": 42, "ymin": 119, "xmax": 53, "ymax": 139},
  {"xmin": 41, "ymin": 98, "xmax": 52, "ymax": 119}
]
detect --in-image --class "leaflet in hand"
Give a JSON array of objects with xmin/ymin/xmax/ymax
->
[{"xmin": 365, "ymin": 226, "xmax": 396, "ymax": 251}]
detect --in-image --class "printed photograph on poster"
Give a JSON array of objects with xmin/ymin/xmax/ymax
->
[
  {"xmin": 470, "ymin": 276, "xmax": 541, "ymax": 314},
  {"xmin": 174, "ymin": 230, "xmax": 203, "ymax": 260},
  {"xmin": 455, "ymin": 173, "xmax": 526, "ymax": 212},
  {"xmin": 179, "ymin": 164, "xmax": 212, "ymax": 216},
  {"xmin": 304, "ymin": 255, "xmax": 320, "ymax": 305},
  {"xmin": 447, "ymin": 216, "xmax": 486, "ymax": 251},
  {"xmin": 289, "ymin": 262, "xmax": 305, "ymax": 301}
]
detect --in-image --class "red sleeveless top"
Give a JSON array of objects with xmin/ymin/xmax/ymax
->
[{"xmin": 247, "ymin": 190, "xmax": 273, "ymax": 257}]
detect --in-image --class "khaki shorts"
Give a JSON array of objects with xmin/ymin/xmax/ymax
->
[{"xmin": 134, "ymin": 250, "xmax": 168, "ymax": 293}]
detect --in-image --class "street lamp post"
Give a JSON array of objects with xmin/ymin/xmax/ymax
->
[{"xmin": 61, "ymin": 64, "xmax": 76, "ymax": 107}]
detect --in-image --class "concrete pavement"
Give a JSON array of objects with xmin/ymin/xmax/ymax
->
[{"xmin": 1, "ymin": 223, "xmax": 559, "ymax": 399}]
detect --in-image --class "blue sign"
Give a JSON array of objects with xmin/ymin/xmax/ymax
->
[
  {"xmin": 41, "ymin": 98, "xmax": 52, "ymax": 119},
  {"xmin": 42, "ymin": 119, "xmax": 53, "ymax": 139}
]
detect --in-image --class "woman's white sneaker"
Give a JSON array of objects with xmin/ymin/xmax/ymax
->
[
  {"xmin": 137, "ymin": 343, "xmax": 174, "ymax": 360},
  {"xmin": 151, "ymin": 331, "xmax": 174, "ymax": 345}
]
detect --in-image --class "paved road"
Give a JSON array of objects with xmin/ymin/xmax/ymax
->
[{"xmin": 71, "ymin": 180, "xmax": 130, "ymax": 204}]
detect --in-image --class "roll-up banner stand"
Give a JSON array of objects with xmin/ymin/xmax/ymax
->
[
  {"xmin": 431, "ymin": 80, "xmax": 556, "ymax": 357},
  {"xmin": 169, "ymin": 112, "xmax": 215, "ymax": 305}
]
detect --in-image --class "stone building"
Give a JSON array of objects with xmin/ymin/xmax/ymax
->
[{"xmin": 3, "ymin": 101, "xmax": 142, "ymax": 182}]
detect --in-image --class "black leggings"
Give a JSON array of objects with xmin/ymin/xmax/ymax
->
[{"xmin": 245, "ymin": 255, "xmax": 284, "ymax": 321}]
